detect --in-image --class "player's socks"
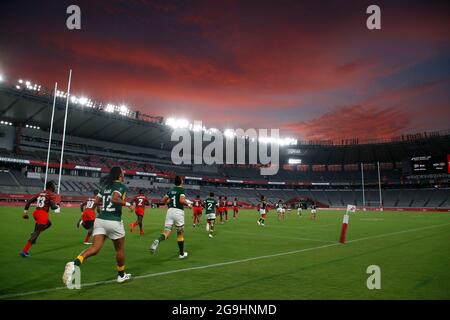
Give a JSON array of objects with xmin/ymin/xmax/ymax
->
[
  {"xmin": 157, "ymin": 234, "xmax": 166, "ymax": 242},
  {"xmin": 117, "ymin": 265, "xmax": 125, "ymax": 277},
  {"xmin": 23, "ymin": 241, "xmax": 32, "ymax": 253},
  {"xmin": 177, "ymin": 234, "xmax": 184, "ymax": 255},
  {"xmin": 73, "ymin": 255, "xmax": 84, "ymax": 266},
  {"xmin": 177, "ymin": 241, "xmax": 184, "ymax": 255}
]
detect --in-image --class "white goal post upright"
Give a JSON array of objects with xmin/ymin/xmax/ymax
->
[
  {"xmin": 377, "ymin": 161, "xmax": 383, "ymax": 210},
  {"xmin": 361, "ymin": 163, "xmax": 366, "ymax": 210},
  {"xmin": 44, "ymin": 82, "xmax": 58, "ymax": 187},
  {"xmin": 57, "ymin": 69, "xmax": 72, "ymax": 195}
]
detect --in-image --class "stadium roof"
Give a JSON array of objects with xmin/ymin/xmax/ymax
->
[{"xmin": 0, "ymin": 86, "xmax": 174, "ymax": 149}]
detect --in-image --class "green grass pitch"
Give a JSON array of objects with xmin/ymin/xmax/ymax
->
[{"xmin": 0, "ymin": 206, "xmax": 449, "ymax": 300}]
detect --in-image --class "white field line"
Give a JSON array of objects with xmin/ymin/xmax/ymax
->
[
  {"xmin": 1, "ymin": 222, "xmax": 449, "ymax": 299},
  {"xmin": 222, "ymin": 230, "xmax": 335, "ymax": 243}
]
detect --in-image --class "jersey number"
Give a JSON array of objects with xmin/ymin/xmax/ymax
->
[
  {"xmin": 207, "ymin": 203, "xmax": 213, "ymax": 210},
  {"xmin": 86, "ymin": 200, "xmax": 95, "ymax": 209},
  {"xmin": 138, "ymin": 198, "xmax": 144, "ymax": 206},
  {"xmin": 37, "ymin": 196, "xmax": 46, "ymax": 208},
  {"xmin": 102, "ymin": 195, "xmax": 114, "ymax": 212},
  {"xmin": 171, "ymin": 196, "xmax": 177, "ymax": 207}
]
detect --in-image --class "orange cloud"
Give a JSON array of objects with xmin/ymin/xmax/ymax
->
[{"xmin": 286, "ymin": 105, "xmax": 412, "ymax": 142}]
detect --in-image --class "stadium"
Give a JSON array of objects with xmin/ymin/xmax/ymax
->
[{"xmin": 0, "ymin": 0, "xmax": 449, "ymax": 304}]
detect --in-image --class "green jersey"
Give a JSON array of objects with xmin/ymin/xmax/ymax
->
[
  {"xmin": 98, "ymin": 181, "xmax": 127, "ymax": 221},
  {"xmin": 166, "ymin": 186, "xmax": 186, "ymax": 210},
  {"xmin": 204, "ymin": 198, "xmax": 217, "ymax": 214}
]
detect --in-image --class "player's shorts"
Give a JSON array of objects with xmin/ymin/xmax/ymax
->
[
  {"xmin": 33, "ymin": 209, "xmax": 49, "ymax": 225},
  {"xmin": 311, "ymin": 209, "xmax": 317, "ymax": 214},
  {"xmin": 193, "ymin": 207, "xmax": 202, "ymax": 215},
  {"xmin": 218, "ymin": 207, "xmax": 224, "ymax": 214},
  {"xmin": 206, "ymin": 213, "xmax": 216, "ymax": 220},
  {"xmin": 233, "ymin": 206, "xmax": 238, "ymax": 212},
  {"xmin": 92, "ymin": 218, "xmax": 125, "ymax": 240},
  {"xmin": 135, "ymin": 207, "xmax": 145, "ymax": 216},
  {"xmin": 82, "ymin": 219, "xmax": 94, "ymax": 230},
  {"xmin": 259, "ymin": 209, "xmax": 266, "ymax": 216},
  {"xmin": 82, "ymin": 209, "xmax": 96, "ymax": 221},
  {"xmin": 164, "ymin": 208, "xmax": 185, "ymax": 230},
  {"xmin": 277, "ymin": 208, "xmax": 283, "ymax": 213}
]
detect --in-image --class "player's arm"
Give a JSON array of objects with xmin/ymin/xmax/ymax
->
[
  {"xmin": 23, "ymin": 194, "xmax": 38, "ymax": 219},
  {"xmin": 180, "ymin": 195, "xmax": 192, "ymax": 208},
  {"xmin": 80, "ymin": 200, "xmax": 87, "ymax": 213},
  {"xmin": 49, "ymin": 198, "xmax": 60, "ymax": 211},
  {"xmin": 111, "ymin": 191, "xmax": 133, "ymax": 209},
  {"xmin": 145, "ymin": 197, "xmax": 150, "ymax": 206},
  {"xmin": 94, "ymin": 194, "xmax": 102, "ymax": 212}
]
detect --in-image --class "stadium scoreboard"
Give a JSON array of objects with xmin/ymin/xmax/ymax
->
[{"xmin": 410, "ymin": 155, "xmax": 449, "ymax": 174}]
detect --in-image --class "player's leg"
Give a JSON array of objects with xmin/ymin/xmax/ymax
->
[
  {"xmin": 20, "ymin": 215, "xmax": 52, "ymax": 257},
  {"xmin": 150, "ymin": 209, "xmax": 173, "ymax": 254},
  {"xmin": 77, "ymin": 234, "xmax": 106, "ymax": 261},
  {"xmin": 175, "ymin": 223, "xmax": 188, "ymax": 258},
  {"xmin": 208, "ymin": 218, "xmax": 215, "ymax": 238},
  {"xmin": 21, "ymin": 223, "xmax": 45, "ymax": 256},
  {"xmin": 130, "ymin": 214, "xmax": 138, "ymax": 232},
  {"xmin": 83, "ymin": 220, "xmax": 94, "ymax": 244},
  {"xmin": 112, "ymin": 237, "xmax": 131, "ymax": 282},
  {"xmin": 63, "ymin": 234, "xmax": 106, "ymax": 285},
  {"xmin": 261, "ymin": 213, "xmax": 266, "ymax": 226},
  {"xmin": 137, "ymin": 215, "xmax": 144, "ymax": 234},
  {"xmin": 225, "ymin": 209, "xmax": 228, "ymax": 222}
]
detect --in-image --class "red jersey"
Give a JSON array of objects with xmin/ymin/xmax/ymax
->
[
  {"xmin": 193, "ymin": 199, "xmax": 202, "ymax": 207},
  {"xmin": 81, "ymin": 197, "xmax": 98, "ymax": 221},
  {"xmin": 219, "ymin": 200, "xmax": 226, "ymax": 208},
  {"xmin": 133, "ymin": 195, "xmax": 150, "ymax": 208},
  {"xmin": 233, "ymin": 201, "xmax": 238, "ymax": 207},
  {"xmin": 26, "ymin": 190, "xmax": 57, "ymax": 213},
  {"xmin": 81, "ymin": 197, "xmax": 98, "ymax": 211}
]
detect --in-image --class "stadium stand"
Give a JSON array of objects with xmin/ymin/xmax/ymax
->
[{"xmin": 0, "ymin": 83, "xmax": 449, "ymax": 209}]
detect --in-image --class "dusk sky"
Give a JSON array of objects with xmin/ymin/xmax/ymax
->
[{"xmin": 0, "ymin": 0, "xmax": 448, "ymax": 142}]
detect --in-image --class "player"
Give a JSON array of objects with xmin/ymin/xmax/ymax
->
[
  {"xmin": 204, "ymin": 192, "xmax": 218, "ymax": 238},
  {"xmin": 217, "ymin": 196, "xmax": 225, "ymax": 224},
  {"xmin": 63, "ymin": 167, "xmax": 134, "ymax": 285},
  {"xmin": 257, "ymin": 195, "xmax": 268, "ymax": 226},
  {"xmin": 276, "ymin": 200, "xmax": 285, "ymax": 221},
  {"xmin": 192, "ymin": 195, "xmax": 203, "ymax": 227},
  {"xmin": 232, "ymin": 197, "xmax": 239, "ymax": 219},
  {"xmin": 224, "ymin": 196, "xmax": 229, "ymax": 222},
  {"xmin": 149, "ymin": 176, "xmax": 192, "ymax": 259},
  {"xmin": 130, "ymin": 189, "xmax": 150, "ymax": 235},
  {"xmin": 297, "ymin": 202, "xmax": 303, "ymax": 216},
  {"xmin": 20, "ymin": 181, "xmax": 60, "ymax": 257},
  {"xmin": 77, "ymin": 190, "xmax": 100, "ymax": 245},
  {"xmin": 310, "ymin": 203, "xmax": 317, "ymax": 220}
]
